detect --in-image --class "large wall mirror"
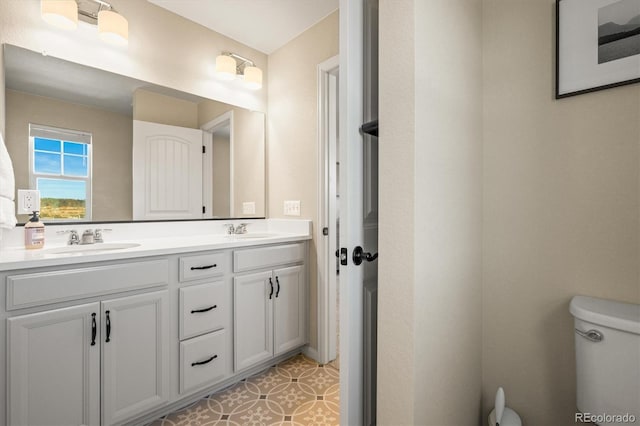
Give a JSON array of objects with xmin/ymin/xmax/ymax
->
[{"xmin": 3, "ymin": 44, "xmax": 265, "ymax": 224}]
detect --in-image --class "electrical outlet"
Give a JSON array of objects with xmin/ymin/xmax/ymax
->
[
  {"xmin": 243, "ymin": 202, "xmax": 256, "ymax": 215},
  {"xmin": 284, "ymin": 200, "xmax": 301, "ymax": 216},
  {"xmin": 17, "ymin": 190, "xmax": 41, "ymax": 214}
]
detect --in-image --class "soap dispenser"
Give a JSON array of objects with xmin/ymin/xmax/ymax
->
[{"xmin": 25, "ymin": 211, "xmax": 45, "ymax": 249}]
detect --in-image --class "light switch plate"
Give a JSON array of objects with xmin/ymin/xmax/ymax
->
[
  {"xmin": 284, "ymin": 200, "xmax": 301, "ymax": 216},
  {"xmin": 242, "ymin": 202, "xmax": 256, "ymax": 215},
  {"xmin": 17, "ymin": 189, "xmax": 41, "ymax": 214}
]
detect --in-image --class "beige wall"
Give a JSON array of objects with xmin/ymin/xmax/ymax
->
[
  {"xmin": 5, "ymin": 90, "xmax": 132, "ymax": 222},
  {"xmin": 378, "ymin": 0, "xmax": 483, "ymax": 424},
  {"xmin": 133, "ymin": 89, "xmax": 198, "ymax": 128},
  {"xmin": 199, "ymin": 101, "xmax": 266, "ymax": 218},
  {"xmin": 482, "ymin": 1, "xmax": 640, "ymax": 424},
  {"xmin": 268, "ymin": 11, "xmax": 339, "ymax": 349}
]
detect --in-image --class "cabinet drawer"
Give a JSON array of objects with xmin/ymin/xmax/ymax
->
[
  {"xmin": 179, "ymin": 253, "xmax": 225, "ymax": 282},
  {"xmin": 180, "ymin": 329, "xmax": 228, "ymax": 394},
  {"xmin": 180, "ymin": 281, "xmax": 227, "ymax": 340},
  {"xmin": 233, "ymin": 243, "xmax": 304, "ymax": 273},
  {"xmin": 6, "ymin": 259, "xmax": 169, "ymax": 310}
]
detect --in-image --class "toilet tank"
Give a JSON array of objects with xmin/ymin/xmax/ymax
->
[{"xmin": 570, "ymin": 296, "xmax": 640, "ymax": 426}]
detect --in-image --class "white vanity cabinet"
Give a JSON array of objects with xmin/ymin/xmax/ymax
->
[
  {"xmin": 8, "ymin": 302, "xmax": 101, "ymax": 426},
  {"xmin": 1, "ymin": 236, "xmax": 309, "ymax": 426},
  {"xmin": 177, "ymin": 252, "xmax": 232, "ymax": 396},
  {"xmin": 3, "ymin": 259, "xmax": 170, "ymax": 426},
  {"xmin": 233, "ymin": 244, "xmax": 306, "ymax": 372},
  {"xmin": 7, "ymin": 290, "xmax": 170, "ymax": 426},
  {"xmin": 101, "ymin": 290, "xmax": 170, "ymax": 425}
]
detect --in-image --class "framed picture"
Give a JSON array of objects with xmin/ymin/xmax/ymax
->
[{"xmin": 556, "ymin": 0, "xmax": 640, "ymax": 98}]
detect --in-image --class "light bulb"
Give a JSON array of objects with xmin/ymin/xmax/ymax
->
[
  {"xmin": 98, "ymin": 10, "xmax": 129, "ymax": 46},
  {"xmin": 243, "ymin": 66, "xmax": 262, "ymax": 90},
  {"xmin": 216, "ymin": 55, "xmax": 237, "ymax": 81},
  {"xmin": 41, "ymin": 0, "xmax": 78, "ymax": 30}
]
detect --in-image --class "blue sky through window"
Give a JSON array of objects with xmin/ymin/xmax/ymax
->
[{"xmin": 34, "ymin": 137, "xmax": 89, "ymax": 177}]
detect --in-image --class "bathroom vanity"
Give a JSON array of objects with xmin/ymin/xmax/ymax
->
[{"xmin": 0, "ymin": 220, "xmax": 311, "ymax": 426}]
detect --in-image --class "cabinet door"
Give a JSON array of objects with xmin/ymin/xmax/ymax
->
[
  {"xmin": 234, "ymin": 271, "xmax": 273, "ymax": 371},
  {"xmin": 273, "ymin": 265, "xmax": 305, "ymax": 355},
  {"xmin": 101, "ymin": 290, "xmax": 170, "ymax": 425},
  {"xmin": 8, "ymin": 303, "xmax": 100, "ymax": 426}
]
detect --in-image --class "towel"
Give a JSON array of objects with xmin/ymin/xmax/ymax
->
[
  {"xmin": 0, "ymin": 197, "xmax": 16, "ymax": 229},
  {"xmin": 0, "ymin": 133, "xmax": 17, "ymax": 229}
]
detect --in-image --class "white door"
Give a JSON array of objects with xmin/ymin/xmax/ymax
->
[
  {"xmin": 133, "ymin": 120, "xmax": 203, "ymax": 220},
  {"xmin": 8, "ymin": 303, "xmax": 100, "ymax": 426},
  {"xmin": 233, "ymin": 271, "xmax": 274, "ymax": 371},
  {"xmin": 101, "ymin": 290, "xmax": 170, "ymax": 425},
  {"xmin": 339, "ymin": 0, "xmax": 379, "ymax": 424},
  {"xmin": 273, "ymin": 265, "xmax": 305, "ymax": 355}
]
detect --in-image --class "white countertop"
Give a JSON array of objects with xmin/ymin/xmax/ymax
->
[{"xmin": 0, "ymin": 219, "xmax": 312, "ymax": 271}]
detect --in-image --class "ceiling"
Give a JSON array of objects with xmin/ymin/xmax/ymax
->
[{"xmin": 147, "ymin": 0, "xmax": 339, "ymax": 54}]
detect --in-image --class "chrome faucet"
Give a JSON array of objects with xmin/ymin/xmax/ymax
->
[
  {"xmin": 81, "ymin": 229, "xmax": 95, "ymax": 245},
  {"xmin": 94, "ymin": 229, "xmax": 111, "ymax": 243},
  {"xmin": 57, "ymin": 229, "xmax": 80, "ymax": 245},
  {"xmin": 224, "ymin": 223, "xmax": 250, "ymax": 235},
  {"xmin": 235, "ymin": 223, "xmax": 249, "ymax": 234}
]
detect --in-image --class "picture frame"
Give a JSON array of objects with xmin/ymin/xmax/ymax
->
[{"xmin": 556, "ymin": 0, "xmax": 640, "ymax": 98}]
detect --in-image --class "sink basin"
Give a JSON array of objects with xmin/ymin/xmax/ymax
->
[
  {"xmin": 226, "ymin": 233, "xmax": 277, "ymax": 239},
  {"xmin": 44, "ymin": 243, "xmax": 141, "ymax": 255}
]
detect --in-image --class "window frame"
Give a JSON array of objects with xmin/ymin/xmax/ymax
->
[{"xmin": 28, "ymin": 124, "xmax": 93, "ymax": 221}]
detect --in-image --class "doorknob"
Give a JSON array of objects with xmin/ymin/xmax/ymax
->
[{"xmin": 352, "ymin": 246, "xmax": 378, "ymax": 266}]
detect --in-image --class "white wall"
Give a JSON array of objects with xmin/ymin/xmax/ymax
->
[
  {"xmin": 482, "ymin": 0, "xmax": 640, "ymax": 424},
  {"xmin": 378, "ymin": 0, "xmax": 483, "ymax": 424},
  {"xmin": 0, "ymin": 0, "xmax": 267, "ymax": 114}
]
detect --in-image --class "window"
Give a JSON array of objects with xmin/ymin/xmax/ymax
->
[{"xmin": 29, "ymin": 124, "xmax": 92, "ymax": 220}]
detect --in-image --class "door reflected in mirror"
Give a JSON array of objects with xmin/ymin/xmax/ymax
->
[{"xmin": 3, "ymin": 44, "xmax": 265, "ymax": 223}]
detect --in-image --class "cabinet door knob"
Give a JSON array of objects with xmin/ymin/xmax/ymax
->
[
  {"xmin": 190, "ymin": 305, "xmax": 217, "ymax": 314},
  {"xmin": 91, "ymin": 313, "xmax": 97, "ymax": 346},
  {"xmin": 191, "ymin": 354, "xmax": 217, "ymax": 367},
  {"xmin": 268, "ymin": 277, "xmax": 274, "ymax": 299},
  {"xmin": 105, "ymin": 310, "xmax": 111, "ymax": 343},
  {"xmin": 190, "ymin": 264, "xmax": 217, "ymax": 270},
  {"xmin": 275, "ymin": 276, "xmax": 281, "ymax": 298}
]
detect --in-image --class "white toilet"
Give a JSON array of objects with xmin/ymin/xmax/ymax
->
[{"xmin": 570, "ymin": 296, "xmax": 640, "ymax": 426}]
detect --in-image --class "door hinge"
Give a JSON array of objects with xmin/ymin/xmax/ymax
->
[
  {"xmin": 202, "ymin": 206, "xmax": 206, "ymax": 214},
  {"xmin": 202, "ymin": 146, "xmax": 206, "ymax": 154}
]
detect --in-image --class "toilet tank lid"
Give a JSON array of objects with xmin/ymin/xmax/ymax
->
[{"xmin": 570, "ymin": 296, "xmax": 640, "ymax": 335}]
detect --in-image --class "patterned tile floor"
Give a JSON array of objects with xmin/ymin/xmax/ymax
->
[{"xmin": 150, "ymin": 354, "xmax": 340, "ymax": 426}]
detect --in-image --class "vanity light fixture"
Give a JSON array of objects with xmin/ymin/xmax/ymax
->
[
  {"xmin": 41, "ymin": 0, "xmax": 78, "ymax": 30},
  {"xmin": 215, "ymin": 52, "xmax": 263, "ymax": 90},
  {"xmin": 41, "ymin": 0, "xmax": 129, "ymax": 46}
]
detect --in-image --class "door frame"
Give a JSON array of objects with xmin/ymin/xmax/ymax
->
[
  {"xmin": 201, "ymin": 111, "xmax": 235, "ymax": 218},
  {"xmin": 316, "ymin": 55, "xmax": 340, "ymax": 365}
]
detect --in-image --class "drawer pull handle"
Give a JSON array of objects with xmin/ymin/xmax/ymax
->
[
  {"xmin": 191, "ymin": 305, "xmax": 217, "ymax": 314},
  {"xmin": 275, "ymin": 276, "xmax": 281, "ymax": 298},
  {"xmin": 190, "ymin": 264, "xmax": 217, "ymax": 270},
  {"xmin": 105, "ymin": 310, "xmax": 111, "ymax": 343},
  {"xmin": 191, "ymin": 354, "xmax": 217, "ymax": 367},
  {"xmin": 91, "ymin": 313, "xmax": 97, "ymax": 346},
  {"xmin": 269, "ymin": 277, "xmax": 274, "ymax": 299}
]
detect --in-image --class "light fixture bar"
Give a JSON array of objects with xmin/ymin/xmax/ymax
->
[
  {"xmin": 77, "ymin": 0, "xmax": 116, "ymax": 22},
  {"xmin": 223, "ymin": 52, "xmax": 255, "ymax": 68}
]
